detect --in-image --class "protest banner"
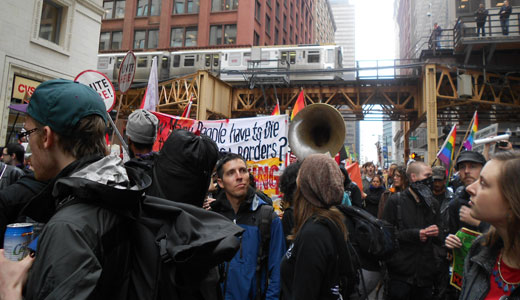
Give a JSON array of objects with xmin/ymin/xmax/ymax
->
[
  {"xmin": 74, "ymin": 70, "xmax": 116, "ymax": 112},
  {"xmin": 151, "ymin": 111, "xmax": 290, "ymax": 210},
  {"xmin": 450, "ymin": 227, "xmax": 482, "ymax": 290}
]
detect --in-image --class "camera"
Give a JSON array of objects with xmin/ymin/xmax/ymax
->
[{"xmin": 498, "ymin": 141, "xmax": 509, "ymax": 147}]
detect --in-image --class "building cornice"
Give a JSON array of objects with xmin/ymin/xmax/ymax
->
[{"xmin": 77, "ymin": 0, "xmax": 104, "ymax": 16}]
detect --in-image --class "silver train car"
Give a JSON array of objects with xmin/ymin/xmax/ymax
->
[{"xmin": 97, "ymin": 45, "xmax": 343, "ymax": 85}]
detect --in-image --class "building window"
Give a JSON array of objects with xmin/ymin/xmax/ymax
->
[
  {"xmin": 289, "ymin": 26, "xmax": 293, "ymax": 42},
  {"xmin": 211, "ymin": 0, "xmax": 238, "ymax": 11},
  {"xmin": 254, "ymin": 31, "xmax": 260, "ymax": 46},
  {"xmin": 283, "ymin": 14, "xmax": 287, "ymax": 32},
  {"xmin": 266, "ymin": 0, "xmax": 271, "ymax": 8},
  {"xmin": 171, "ymin": 26, "xmax": 198, "ymax": 47},
  {"xmin": 39, "ymin": 0, "xmax": 63, "ymax": 45},
  {"xmin": 255, "ymin": 1, "xmax": 261, "ymax": 21},
  {"xmin": 290, "ymin": 3, "xmax": 293, "ymax": 18},
  {"xmin": 134, "ymin": 29, "xmax": 158, "ymax": 49},
  {"xmin": 284, "ymin": 0, "xmax": 287, "ymax": 7},
  {"xmin": 103, "ymin": 0, "xmax": 125, "ymax": 19},
  {"xmin": 265, "ymin": 14, "xmax": 271, "ymax": 36},
  {"xmin": 275, "ymin": 2, "xmax": 280, "ymax": 19},
  {"xmin": 173, "ymin": 0, "xmax": 199, "ymax": 14},
  {"xmin": 491, "ymin": 0, "xmax": 520, "ymax": 6},
  {"xmin": 99, "ymin": 31, "xmax": 123, "ymax": 50},
  {"xmin": 274, "ymin": 27, "xmax": 279, "ymax": 44},
  {"xmin": 136, "ymin": 0, "xmax": 161, "ymax": 16},
  {"xmin": 209, "ymin": 24, "xmax": 236, "ymax": 45}
]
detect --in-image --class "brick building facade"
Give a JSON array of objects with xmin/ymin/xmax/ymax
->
[{"xmin": 100, "ymin": 0, "xmax": 315, "ymax": 52}]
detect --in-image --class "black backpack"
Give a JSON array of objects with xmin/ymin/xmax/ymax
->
[{"xmin": 337, "ymin": 205, "xmax": 398, "ymax": 260}]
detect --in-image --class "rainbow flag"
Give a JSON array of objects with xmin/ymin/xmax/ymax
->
[
  {"xmin": 291, "ymin": 90, "xmax": 305, "ymax": 121},
  {"xmin": 271, "ymin": 99, "xmax": 280, "ymax": 116},
  {"xmin": 437, "ymin": 124, "xmax": 457, "ymax": 166},
  {"xmin": 463, "ymin": 111, "xmax": 478, "ymax": 151}
]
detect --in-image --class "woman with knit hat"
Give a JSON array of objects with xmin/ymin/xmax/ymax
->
[{"xmin": 280, "ymin": 153, "xmax": 355, "ymax": 300}]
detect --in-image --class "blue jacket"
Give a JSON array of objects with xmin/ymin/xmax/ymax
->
[{"xmin": 212, "ymin": 187, "xmax": 286, "ymax": 300}]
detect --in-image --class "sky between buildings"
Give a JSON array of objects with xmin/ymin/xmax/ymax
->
[{"xmin": 353, "ymin": 0, "xmax": 396, "ymax": 164}]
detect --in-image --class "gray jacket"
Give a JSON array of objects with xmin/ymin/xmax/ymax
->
[
  {"xmin": 460, "ymin": 236, "xmax": 520, "ymax": 300},
  {"xmin": 0, "ymin": 161, "xmax": 23, "ymax": 189}
]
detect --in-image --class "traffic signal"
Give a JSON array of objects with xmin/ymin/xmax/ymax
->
[{"xmin": 410, "ymin": 152, "xmax": 417, "ymax": 160}]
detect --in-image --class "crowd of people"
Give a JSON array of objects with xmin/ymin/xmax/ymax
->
[{"xmin": 0, "ymin": 78, "xmax": 519, "ymax": 300}]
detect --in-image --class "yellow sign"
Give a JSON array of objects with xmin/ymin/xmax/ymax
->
[{"xmin": 12, "ymin": 76, "xmax": 41, "ymax": 101}]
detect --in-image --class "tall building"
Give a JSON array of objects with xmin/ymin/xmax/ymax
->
[
  {"xmin": 313, "ymin": 0, "xmax": 336, "ymax": 44},
  {"xmin": 382, "ymin": 121, "xmax": 395, "ymax": 167},
  {"xmin": 99, "ymin": 0, "xmax": 315, "ymax": 52},
  {"xmin": 0, "ymin": 0, "xmax": 104, "ymax": 144},
  {"xmin": 394, "ymin": 0, "xmax": 453, "ymax": 59},
  {"xmin": 329, "ymin": 0, "xmax": 355, "ymax": 67},
  {"xmin": 331, "ymin": 0, "xmax": 358, "ymax": 161}
]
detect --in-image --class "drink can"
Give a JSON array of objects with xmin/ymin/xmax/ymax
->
[{"xmin": 3, "ymin": 223, "xmax": 33, "ymax": 261}]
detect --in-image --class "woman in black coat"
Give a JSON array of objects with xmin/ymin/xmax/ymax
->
[
  {"xmin": 364, "ymin": 175, "xmax": 385, "ymax": 218},
  {"xmin": 280, "ymin": 154, "xmax": 353, "ymax": 300}
]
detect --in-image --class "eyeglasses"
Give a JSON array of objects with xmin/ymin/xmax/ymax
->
[{"xmin": 19, "ymin": 128, "xmax": 39, "ymax": 141}]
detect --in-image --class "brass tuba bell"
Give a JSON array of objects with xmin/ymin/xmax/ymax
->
[{"xmin": 288, "ymin": 103, "xmax": 346, "ymax": 160}]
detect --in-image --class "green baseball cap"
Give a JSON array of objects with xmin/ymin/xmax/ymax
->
[{"xmin": 25, "ymin": 79, "xmax": 107, "ymax": 136}]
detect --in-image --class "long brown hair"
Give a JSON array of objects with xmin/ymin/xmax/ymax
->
[
  {"xmin": 290, "ymin": 187, "xmax": 348, "ymax": 241},
  {"xmin": 484, "ymin": 151, "xmax": 520, "ymax": 257}
]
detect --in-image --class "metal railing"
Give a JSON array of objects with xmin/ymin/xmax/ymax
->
[
  {"xmin": 356, "ymin": 59, "xmax": 421, "ymax": 80},
  {"xmin": 453, "ymin": 11, "xmax": 520, "ymax": 47},
  {"xmin": 428, "ymin": 28, "xmax": 455, "ymax": 52}
]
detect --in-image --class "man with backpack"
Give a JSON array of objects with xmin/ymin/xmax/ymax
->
[
  {"xmin": 382, "ymin": 161, "xmax": 442, "ymax": 300},
  {"xmin": 10, "ymin": 79, "xmax": 148, "ymax": 299},
  {"xmin": 210, "ymin": 153, "xmax": 286, "ymax": 300}
]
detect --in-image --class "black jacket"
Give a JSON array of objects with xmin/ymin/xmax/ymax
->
[
  {"xmin": 475, "ymin": 8, "xmax": 489, "ymax": 23},
  {"xmin": 499, "ymin": 5, "xmax": 512, "ymax": 19},
  {"xmin": 448, "ymin": 186, "xmax": 490, "ymax": 235},
  {"xmin": 0, "ymin": 161, "xmax": 24, "ymax": 189},
  {"xmin": 281, "ymin": 217, "xmax": 347, "ymax": 300},
  {"xmin": 22, "ymin": 155, "xmax": 150, "ymax": 300},
  {"xmin": 364, "ymin": 186, "xmax": 385, "ymax": 217},
  {"xmin": 382, "ymin": 188, "xmax": 442, "ymax": 286},
  {"xmin": 0, "ymin": 174, "xmax": 47, "ymax": 247}
]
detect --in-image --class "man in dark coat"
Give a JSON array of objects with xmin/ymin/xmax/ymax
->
[
  {"xmin": 499, "ymin": 0, "xmax": 512, "ymax": 35},
  {"xmin": 475, "ymin": 4, "xmax": 489, "ymax": 37},
  {"xmin": 11, "ymin": 79, "xmax": 150, "ymax": 300},
  {"xmin": 383, "ymin": 161, "xmax": 441, "ymax": 300}
]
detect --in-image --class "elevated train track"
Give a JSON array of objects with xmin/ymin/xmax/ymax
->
[{"xmin": 115, "ymin": 62, "xmax": 520, "ymax": 163}]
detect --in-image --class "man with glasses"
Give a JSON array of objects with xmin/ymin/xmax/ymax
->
[{"xmin": 2, "ymin": 79, "xmax": 150, "ymax": 299}]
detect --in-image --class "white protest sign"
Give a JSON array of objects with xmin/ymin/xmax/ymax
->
[
  {"xmin": 118, "ymin": 51, "xmax": 136, "ymax": 93},
  {"xmin": 75, "ymin": 70, "xmax": 116, "ymax": 112},
  {"xmin": 473, "ymin": 123, "xmax": 498, "ymax": 154}
]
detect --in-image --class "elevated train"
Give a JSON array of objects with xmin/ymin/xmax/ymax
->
[{"xmin": 97, "ymin": 45, "xmax": 343, "ymax": 86}]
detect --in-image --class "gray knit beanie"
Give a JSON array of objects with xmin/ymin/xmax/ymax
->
[{"xmin": 126, "ymin": 109, "xmax": 159, "ymax": 144}]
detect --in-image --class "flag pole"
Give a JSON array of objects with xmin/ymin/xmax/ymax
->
[
  {"xmin": 110, "ymin": 93, "xmax": 124, "ymax": 148},
  {"xmin": 451, "ymin": 113, "xmax": 475, "ymax": 175}
]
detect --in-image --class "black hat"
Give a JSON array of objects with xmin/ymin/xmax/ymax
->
[{"xmin": 456, "ymin": 151, "xmax": 486, "ymax": 170}]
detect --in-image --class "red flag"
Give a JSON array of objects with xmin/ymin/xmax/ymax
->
[
  {"xmin": 291, "ymin": 90, "xmax": 305, "ymax": 121},
  {"xmin": 181, "ymin": 97, "xmax": 193, "ymax": 118},
  {"xmin": 271, "ymin": 100, "xmax": 280, "ymax": 116},
  {"xmin": 346, "ymin": 162, "xmax": 363, "ymax": 191}
]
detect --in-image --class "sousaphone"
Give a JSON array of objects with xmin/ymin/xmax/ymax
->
[{"xmin": 288, "ymin": 103, "xmax": 346, "ymax": 160}]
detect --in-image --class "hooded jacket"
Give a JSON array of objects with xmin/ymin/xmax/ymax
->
[
  {"xmin": 0, "ymin": 161, "xmax": 24, "ymax": 189},
  {"xmin": 382, "ymin": 188, "xmax": 442, "ymax": 286},
  {"xmin": 22, "ymin": 155, "xmax": 150, "ymax": 300},
  {"xmin": 211, "ymin": 187, "xmax": 286, "ymax": 300}
]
